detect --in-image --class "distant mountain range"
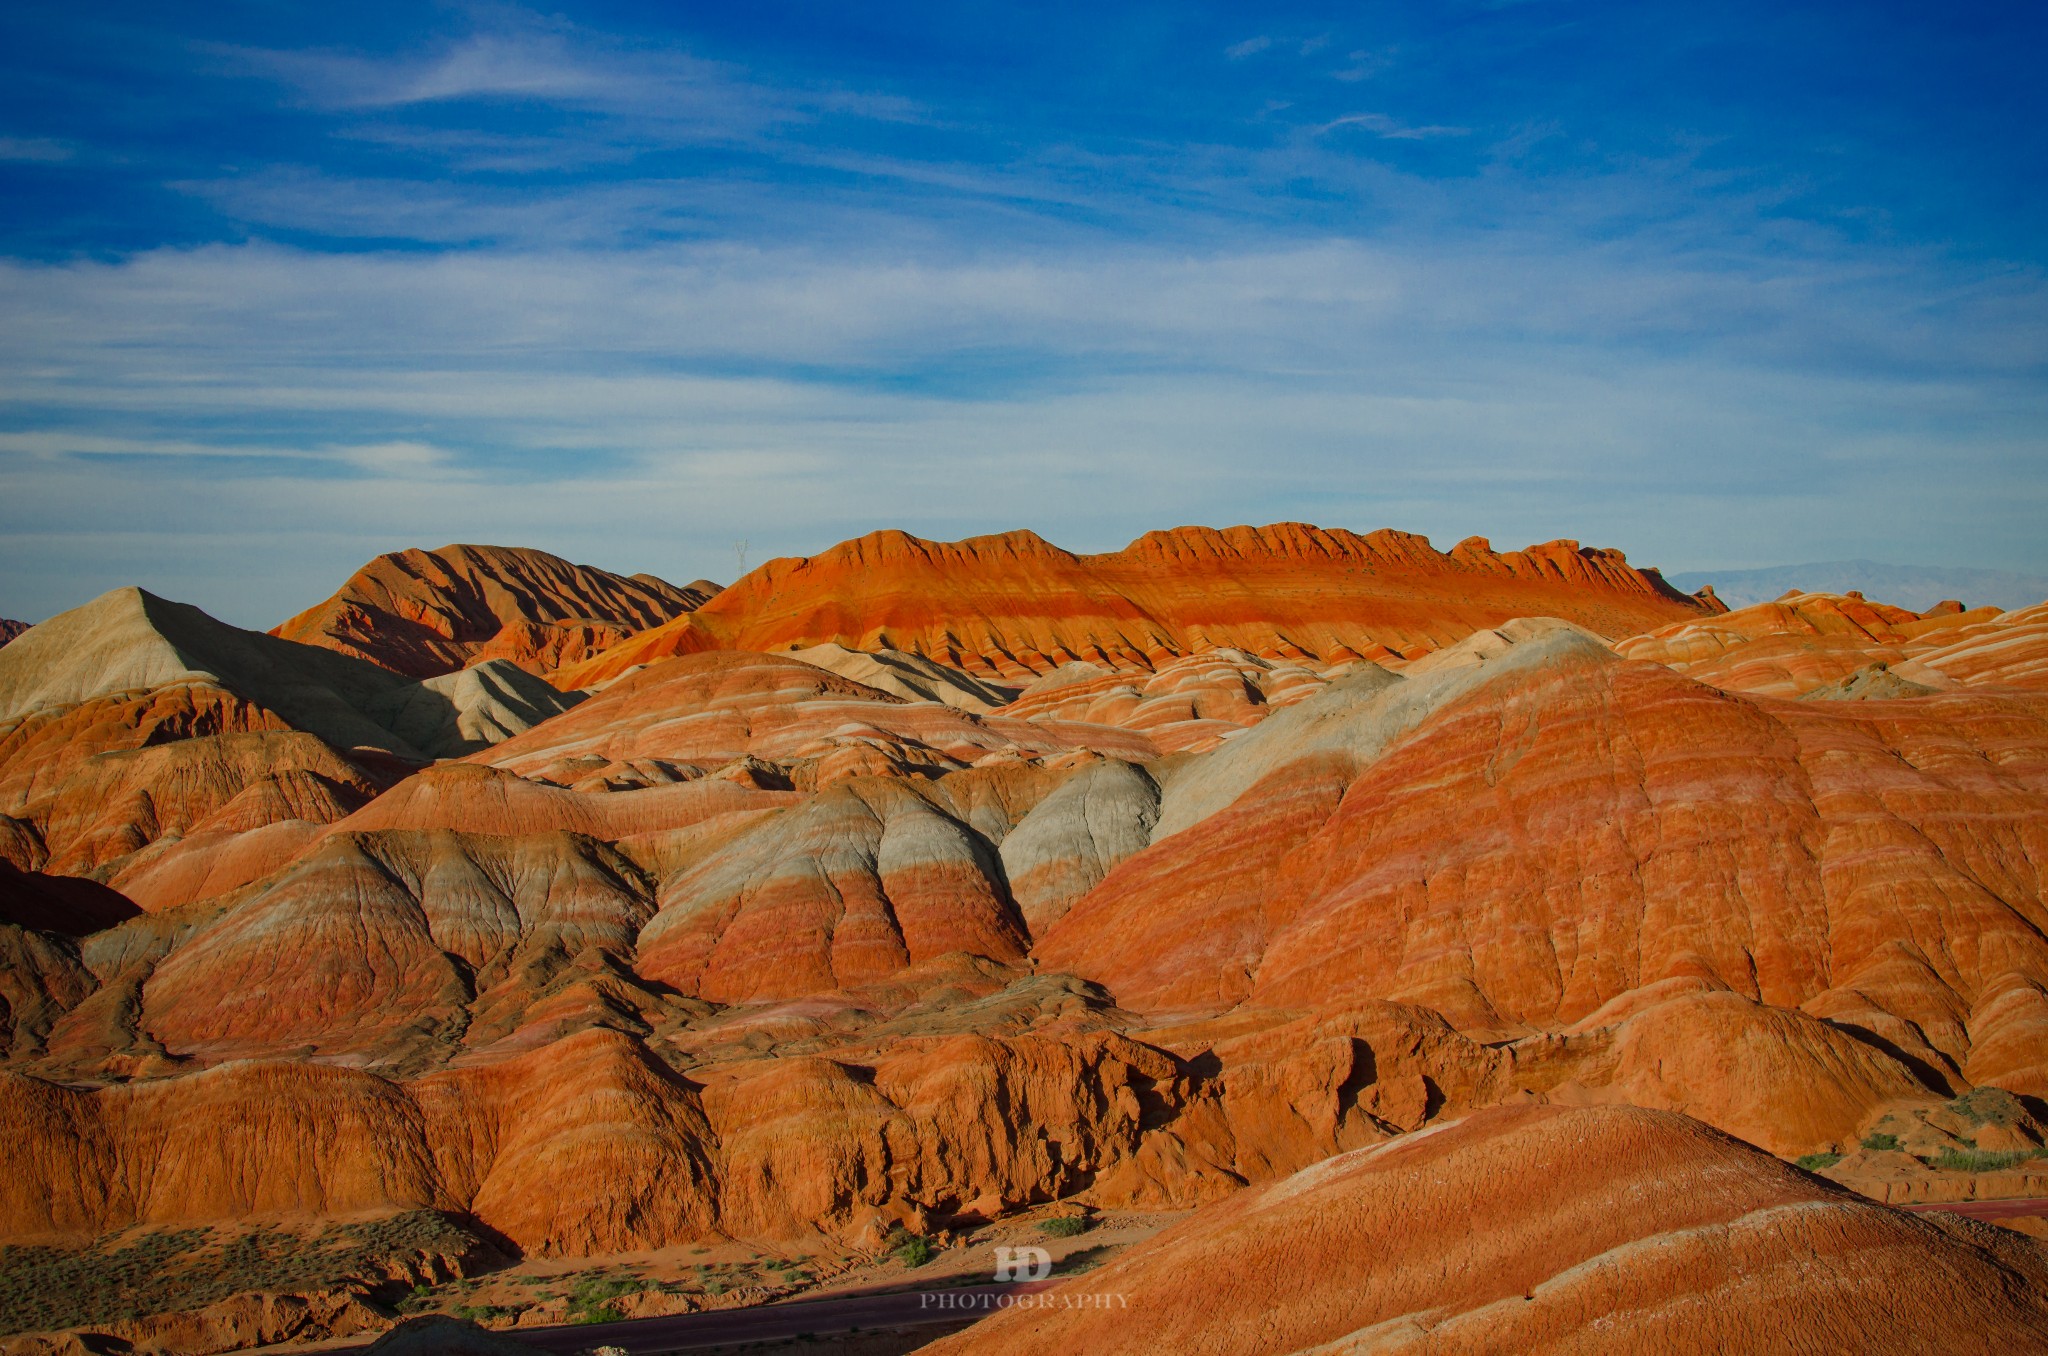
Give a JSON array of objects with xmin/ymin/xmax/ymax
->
[{"xmin": 1668, "ymin": 561, "xmax": 2048, "ymax": 613}]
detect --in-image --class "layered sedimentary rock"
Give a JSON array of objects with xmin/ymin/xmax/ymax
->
[
  {"xmin": 636, "ymin": 776, "xmax": 1034, "ymax": 1004},
  {"xmin": 0, "ymin": 591, "xmax": 607, "ymax": 896},
  {"xmin": 0, "ymin": 588, "xmax": 420, "ymax": 759},
  {"xmin": 139, "ymin": 828, "xmax": 666, "ymax": 1062},
  {"xmin": 12, "ymin": 731, "xmax": 384, "ymax": 879},
  {"xmin": 273, "ymin": 544, "xmax": 714, "ymax": 679},
  {"xmin": 1, "ymin": 1028, "xmax": 719, "ymax": 1256},
  {"xmin": 997, "ymin": 759, "xmax": 1160, "ymax": 936},
  {"xmin": 0, "ymin": 919, "xmax": 97, "ymax": 1058},
  {"xmin": 481, "ymin": 650, "xmax": 1157, "ymax": 785},
  {"xmin": 364, "ymin": 660, "xmax": 584, "ymax": 759},
  {"xmin": 926, "ymin": 1104, "xmax": 2048, "ymax": 1355},
  {"xmin": 0, "ymin": 620, "xmax": 26, "ymax": 649},
  {"xmin": 552, "ymin": 524, "xmax": 1717, "ymax": 686},
  {"xmin": 3, "ymin": 537, "xmax": 2046, "ymax": 1345},
  {"xmin": 1038, "ymin": 620, "xmax": 2048, "ymax": 1048},
  {"xmin": 783, "ymin": 643, "xmax": 1020, "ymax": 713},
  {"xmin": 1616, "ymin": 591, "xmax": 2048, "ymax": 696},
  {"xmin": 999, "ymin": 649, "xmax": 1327, "ymax": 753},
  {"xmin": 1904, "ymin": 599, "xmax": 2048, "ymax": 689}
]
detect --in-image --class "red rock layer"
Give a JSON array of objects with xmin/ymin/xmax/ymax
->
[
  {"xmin": 551, "ymin": 524, "xmax": 1717, "ymax": 686},
  {"xmin": 925, "ymin": 1104, "xmax": 2048, "ymax": 1356},
  {"xmin": 998, "ymin": 649, "xmax": 1327, "ymax": 753},
  {"xmin": 0, "ymin": 920, "xmax": 98, "ymax": 1059},
  {"xmin": 1037, "ymin": 625, "xmax": 2048, "ymax": 1100},
  {"xmin": 1906, "ymin": 600, "xmax": 2048, "ymax": 689},
  {"xmin": 1616, "ymin": 591, "xmax": 2048, "ymax": 696},
  {"xmin": 2, "ymin": 1021, "xmax": 1201, "ymax": 1255},
  {"xmin": 3, "ymin": 712, "xmax": 385, "ymax": 882},
  {"xmin": 1, "ymin": 684, "xmax": 293, "ymax": 818},
  {"xmin": 2, "ymin": 1028, "xmax": 718, "ymax": 1256},
  {"xmin": 272, "ymin": 544, "xmax": 715, "ymax": 679},
  {"xmin": 137, "ymin": 828, "xmax": 665, "ymax": 1062},
  {"xmin": 480, "ymin": 650, "xmax": 1157, "ymax": 784},
  {"xmin": 0, "ymin": 619, "xmax": 27, "ymax": 648},
  {"xmin": 635, "ymin": 777, "xmax": 1033, "ymax": 1004},
  {"xmin": 333, "ymin": 761, "xmax": 795, "ymax": 842}
]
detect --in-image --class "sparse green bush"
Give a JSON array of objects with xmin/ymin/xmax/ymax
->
[
  {"xmin": 1932, "ymin": 1147, "xmax": 2041, "ymax": 1173},
  {"xmin": 1861, "ymin": 1132, "xmax": 1902, "ymax": 1153},
  {"xmin": 1794, "ymin": 1152, "xmax": 1843, "ymax": 1171},
  {"xmin": 1949, "ymin": 1089, "xmax": 2023, "ymax": 1128},
  {"xmin": 1041, "ymin": 1216, "xmax": 1091, "ymax": 1238},
  {"xmin": 895, "ymin": 1237, "xmax": 935, "ymax": 1267},
  {"xmin": 567, "ymin": 1273, "xmax": 641, "ymax": 1324}
]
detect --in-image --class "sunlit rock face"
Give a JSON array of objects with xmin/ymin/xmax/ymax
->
[
  {"xmin": 3, "ymin": 526, "xmax": 2045, "ymax": 1350},
  {"xmin": 273, "ymin": 543, "xmax": 717, "ymax": 680},
  {"xmin": 550, "ymin": 523, "xmax": 1717, "ymax": 687}
]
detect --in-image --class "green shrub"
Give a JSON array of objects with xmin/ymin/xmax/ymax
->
[
  {"xmin": 1794, "ymin": 1152, "xmax": 1843, "ymax": 1171},
  {"xmin": 566, "ymin": 1273, "xmax": 641, "ymax": 1325},
  {"xmin": 1861, "ymin": 1132, "xmax": 1902, "ymax": 1153},
  {"xmin": 1041, "ymin": 1216, "xmax": 1092, "ymax": 1238},
  {"xmin": 1932, "ymin": 1147, "xmax": 2041, "ymax": 1173},
  {"xmin": 895, "ymin": 1237, "xmax": 935, "ymax": 1267},
  {"xmin": 1948, "ymin": 1089, "xmax": 2023, "ymax": 1128}
]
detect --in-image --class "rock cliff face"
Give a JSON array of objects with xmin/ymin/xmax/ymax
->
[
  {"xmin": 272, "ymin": 544, "xmax": 715, "ymax": 679},
  {"xmin": 0, "ymin": 531, "xmax": 2043, "ymax": 1351},
  {"xmin": 0, "ymin": 620, "xmax": 27, "ymax": 649},
  {"xmin": 551, "ymin": 524, "xmax": 1717, "ymax": 686}
]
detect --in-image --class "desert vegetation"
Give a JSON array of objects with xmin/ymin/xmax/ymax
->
[{"xmin": 0, "ymin": 1212, "xmax": 486, "ymax": 1337}]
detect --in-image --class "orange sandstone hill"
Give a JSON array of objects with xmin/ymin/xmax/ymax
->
[
  {"xmin": 928, "ymin": 1104, "xmax": 2048, "ymax": 1356},
  {"xmin": 1615, "ymin": 590, "xmax": 2048, "ymax": 696},
  {"xmin": 5, "ymin": 534, "xmax": 2048, "ymax": 1353},
  {"xmin": 550, "ymin": 524, "xmax": 1719, "ymax": 687},
  {"xmin": 273, "ymin": 544, "xmax": 718, "ymax": 679}
]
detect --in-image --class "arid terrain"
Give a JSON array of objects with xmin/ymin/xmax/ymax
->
[{"xmin": 3, "ymin": 525, "xmax": 2047, "ymax": 1354}]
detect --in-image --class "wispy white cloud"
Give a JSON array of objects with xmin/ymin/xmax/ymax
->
[
  {"xmin": 239, "ymin": 26, "xmax": 736, "ymax": 114},
  {"xmin": 222, "ymin": 14, "xmax": 919, "ymax": 156},
  {"xmin": 0, "ymin": 136, "xmax": 75, "ymax": 163},
  {"xmin": 2, "ymin": 207, "xmax": 2043, "ymax": 626},
  {"xmin": 1225, "ymin": 36, "xmax": 1273, "ymax": 60},
  {"xmin": 1316, "ymin": 112, "xmax": 1468, "ymax": 140},
  {"xmin": 4, "ymin": 7, "xmax": 2044, "ymax": 624},
  {"xmin": 1332, "ymin": 48, "xmax": 1395, "ymax": 83},
  {"xmin": 334, "ymin": 440, "xmax": 466, "ymax": 476}
]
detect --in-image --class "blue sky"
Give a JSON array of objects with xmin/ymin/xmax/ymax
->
[{"xmin": 2, "ymin": 1, "xmax": 2044, "ymax": 624}]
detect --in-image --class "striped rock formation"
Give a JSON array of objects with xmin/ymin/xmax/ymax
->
[
  {"xmin": 479, "ymin": 649, "xmax": 1158, "ymax": 786},
  {"xmin": 926, "ymin": 1104, "xmax": 2048, "ymax": 1356},
  {"xmin": 550, "ymin": 524, "xmax": 1717, "ymax": 687},
  {"xmin": 1, "ymin": 539, "xmax": 2045, "ymax": 1350},
  {"xmin": 1615, "ymin": 590, "xmax": 2048, "ymax": 696},
  {"xmin": 273, "ymin": 544, "xmax": 717, "ymax": 679}
]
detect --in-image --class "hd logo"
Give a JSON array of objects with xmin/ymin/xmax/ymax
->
[{"xmin": 992, "ymin": 1246, "xmax": 1052, "ymax": 1282}]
